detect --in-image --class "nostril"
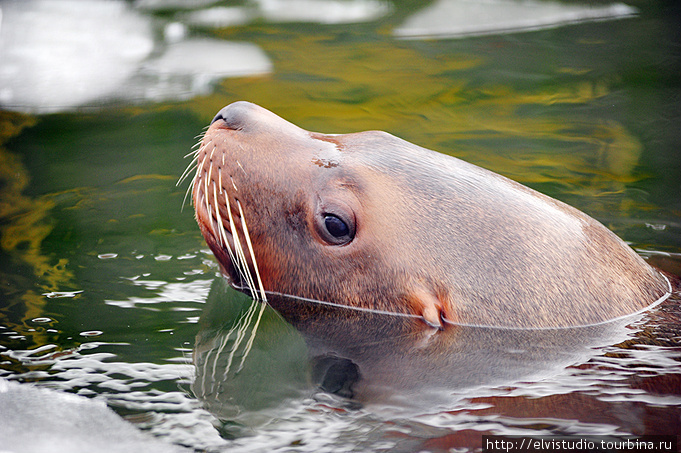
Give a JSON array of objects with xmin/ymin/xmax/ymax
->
[
  {"xmin": 210, "ymin": 101, "xmax": 255, "ymax": 130},
  {"xmin": 211, "ymin": 110, "xmax": 227, "ymax": 126}
]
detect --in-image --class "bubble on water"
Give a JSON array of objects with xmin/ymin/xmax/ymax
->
[
  {"xmin": 98, "ymin": 253, "xmax": 119, "ymax": 260},
  {"xmin": 43, "ymin": 290, "xmax": 84, "ymax": 299},
  {"xmin": 80, "ymin": 331, "xmax": 104, "ymax": 338}
]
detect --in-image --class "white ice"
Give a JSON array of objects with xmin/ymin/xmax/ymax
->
[
  {"xmin": 0, "ymin": 0, "xmax": 153, "ymax": 113},
  {"xmin": 0, "ymin": 379, "xmax": 191, "ymax": 453},
  {"xmin": 0, "ymin": 0, "xmax": 274, "ymax": 113},
  {"xmin": 394, "ymin": 0, "xmax": 638, "ymax": 39}
]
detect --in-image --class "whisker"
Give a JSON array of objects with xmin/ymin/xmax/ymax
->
[
  {"xmin": 185, "ymin": 147, "xmax": 200, "ymax": 157},
  {"xmin": 238, "ymin": 200, "xmax": 267, "ymax": 302},
  {"xmin": 203, "ymin": 167, "xmax": 213, "ymax": 236},
  {"xmin": 177, "ymin": 160, "xmax": 197, "ymax": 186},
  {"xmin": 206, "ymin": 160, "xmax": 214, "ymax": 195},
  {"xmin": 231, "ymin": 199, "xmax": 267, "ymax": 372},
  {"xmin": 224, "ymin": 192, "xmax": 255, "ymax": 292},
  {"xmin": 178, "ymin": 165, "xmax": 197, "ymax": 212},
  {"xmin": 229, "ymin": 205, "xmax": 257, "ymax": 297},
  {"xmin": 237, "ymin": 160, "xmax": 247, "ymax": 176},
  {"xmin": 177, "ymin": 140, "xmax": 208, "ymax": 212},
  {"xmin": 181, "ymin": 178, "xmax": 195, "ymax": 212},
  {"xmin": 214, "ymin": 191, "xmax": 242, "ymax": 286},
  {"xmin": 212, "ymin": 182, "xmax": 223, "ymax": 248},
  {"xmin": 193, "ymin": 151, "xmax": 209, "ymax": 187}
]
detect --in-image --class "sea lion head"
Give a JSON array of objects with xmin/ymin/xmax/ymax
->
[
  {"xmin": 191, "ymin": 102, "xmax": 670, "ymax": 330},
  {"xmin": 192, "ymin": 101, "xmax": 452, "ymax": 328}
]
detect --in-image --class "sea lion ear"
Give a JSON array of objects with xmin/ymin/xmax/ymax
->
[
  {"xmin": 407, "ymin": 287, "xmax": 447, "ymax": 330},
  {"xmin": 421, "ymin": 303, "xmax": 444, "ymax": 330}
]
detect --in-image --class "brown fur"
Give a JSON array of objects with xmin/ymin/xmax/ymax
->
[{"xmin": 192, "ymin": 101, "xmax": 670, "ymax": 329}]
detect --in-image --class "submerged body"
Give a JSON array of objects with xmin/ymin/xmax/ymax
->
[{"xmin": 191, "ymin": 101, "xmax": 670, "ymax": 330}]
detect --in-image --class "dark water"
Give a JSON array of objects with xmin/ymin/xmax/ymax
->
[{"xmin": 1, "ymin": 0, "xmax": 680, "ymax": 451}]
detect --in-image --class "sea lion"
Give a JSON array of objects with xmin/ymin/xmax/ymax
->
[{"xmin": 190, "ymin": 101, "xmax": 671, "ymax": 330}]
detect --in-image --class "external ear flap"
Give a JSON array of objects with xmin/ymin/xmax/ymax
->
[
  {"xmin": 421, "ymin": 303, "xmax": 443, "ymax": 330},
  {"xmin": 406, "ymin": 286, "xmax": 450, "ymax": 330}
]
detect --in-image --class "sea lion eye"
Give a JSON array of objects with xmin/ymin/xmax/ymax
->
[
  {"xmin": 314, "ymin": 198, "xmax": 356, "ymax": 246},
  {"xmin": 315, "ymin": 210, "xmax": 355, "ymax": 246},
  {"xmin": 324, "ymin": 215, "xmax": 349, "ymax": 239}
]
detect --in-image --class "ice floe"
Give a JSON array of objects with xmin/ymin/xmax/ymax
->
[
  {"xmin": 0, "ymin": 379, "xmax": 191, "ymax": 453},
  {"xmin": 394, "ymin": 0, "xmax": 638, "ymax": 40},
  {"xmin": 0, "ymin": 0, "xmax": 153, "ymax": 113},
  {"xmin": 0, "ymin": 0, "xmax": 274, "ymax": 113}
]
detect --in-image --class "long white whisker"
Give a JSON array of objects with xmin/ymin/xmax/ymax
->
[
  {"xmin": 178, "ymin": 139, "xmax": 209, "ymax": 212},
  {"xmin": 226, "ymin": 198, "xmax": 258, "ymax": 297},
  {"xmin": 178, "ymin": 159, "xmax": 197, "ymax": 186},
  {"xmin": 238, "ymin": 200, "xmax": 267, "ymax": 302},
  {"xmin": 185, "ymin": 147, "xmax": 200, "ymax": 157},
  {"xmin": 181, "ymin": 176, "xmax": 195, "ymax": 212},
  {"xmin": 217, "ymin": 199, "xmax": 237, "ymax": 268},
  {"xmin": 222, "ymin": 194, "xmax": 243, "ymax": 277},
  {"xmin": 212, "ymin": 182, "xmax": 223, "ymax": 248},
  {"xmin": 203, "ymin": 168, "xmax": 211, "ymax": 222}
]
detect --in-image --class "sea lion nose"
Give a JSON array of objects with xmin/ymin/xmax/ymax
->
[{"xmin": 211, "ymin": 101, "xmax": 258, "ymax": 130}]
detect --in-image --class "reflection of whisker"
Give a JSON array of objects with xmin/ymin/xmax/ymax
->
[
  {"xmin": 209, "ymin": 294, "xmax": 262, "ymax": 380},
  {"xmin": 237, "ymin": 302, "xmax": 266, "ymax": 373},
  {"xmin": 210, "ymin": 326, "xmax": 234, "ymax": 396},
  {"xmin": 223, "ymin": 299, "xmax": 259, "ymax": 378}
]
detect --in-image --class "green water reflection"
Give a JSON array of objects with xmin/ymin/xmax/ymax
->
[{"xmin": 1, "ymin": 0, "xmax": 680, "ymax": 450}]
